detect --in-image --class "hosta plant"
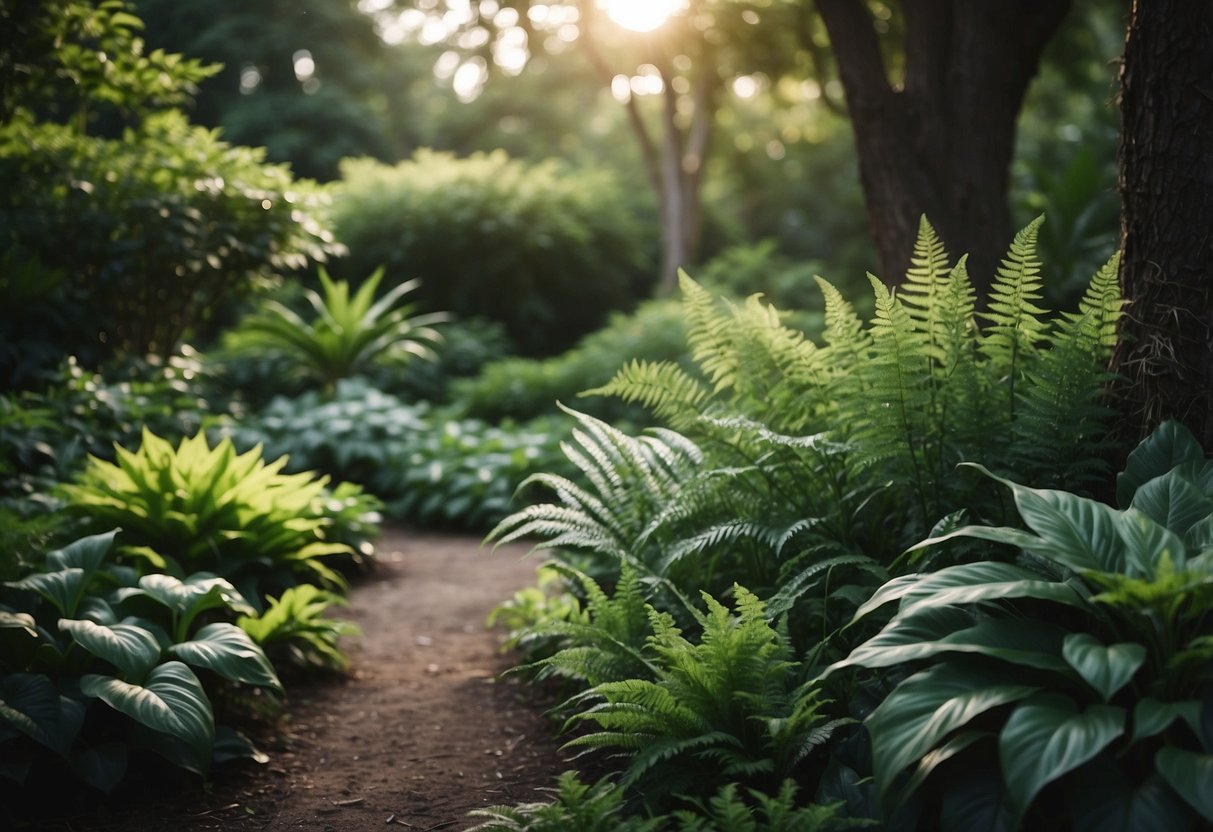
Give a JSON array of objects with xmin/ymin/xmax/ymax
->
[
  {"xmin": 225, "ymin": 266, "xmax": 445, "ymax": 395},
  {"xmin": 829, "ymin": 421, "xmax": 1213, "ymax": 830},
  {"xmin": 61, "ymin": 429, "xmax": 353, "ymax": 606},
  {"xmin": 0, "ymin": 531, "xmax": 281, "ymax": 792},
  {"xmin": 238, "ymin": 584, "xmax": 359, "ymax": 673}
]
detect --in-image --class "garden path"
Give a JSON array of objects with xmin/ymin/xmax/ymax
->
[{"xmin": 66, "ymin": 529, "xmax": 572, "ymax": 832}]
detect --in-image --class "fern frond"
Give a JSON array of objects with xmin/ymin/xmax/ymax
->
[
  {"xmin": 979, "ymin": 215, "xmax": 1050, "ymax": 425},
  {"xmin": 583, "ymin": 359, "xmax": 710, "ymax": 432},
  {"xmin": 680, "ymin": 271, "xmax": 740, "ymax": 393}
]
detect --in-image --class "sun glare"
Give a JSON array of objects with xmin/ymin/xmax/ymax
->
[{"xmin": 601, "ymin": 0, "xmax": 684, "ymax": 33}]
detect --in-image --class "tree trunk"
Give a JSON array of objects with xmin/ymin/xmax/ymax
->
[
  {"xmin": 815, "ymin": 0, "xmax": 1070, "ymax": 292},
  {"xmin": 1113, "ymin": 0, "xmax": 1213, "ymax": 450}
]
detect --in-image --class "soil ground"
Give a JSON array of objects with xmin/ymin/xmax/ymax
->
[{"xmin": 12, "ymin": 529, "xmax": 574, "ymax": 832}]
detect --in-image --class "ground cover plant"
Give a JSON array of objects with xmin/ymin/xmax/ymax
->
[
  {"xmin": 222, "ymin": 379, "xmax": 573, "ymax": 530},
  {"xmin": 486, "ymin": 219, "xmax": 1128, "ymax": 825},
  {"xmin": 60, "ymin": 429, "xmax": 369, "ymax": 607},
  {"xmin": 0, "ymin": 531, "xmax": 281, "ymax": 793},
  {"xmin": 829, "ymin": 421, "xmax": 1213, "ymax": 830}
]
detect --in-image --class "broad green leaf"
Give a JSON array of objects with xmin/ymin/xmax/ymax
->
[
  {"xmin": 1118, "ymin": 421, "xmax": 1205, "ymax": 508},
  {"xmin": 1132, "ymin": 698, "xmax": 1204, "ymax": 743},
  {"xmin": 1131, "ymin": 472, "xmax": 1212, "ymax": 541},
  {"xmin": 59, "ymin": 618, "xmax": 161, "ymax": 681},
  {"xmin": 855, "ymin": 562, "xmax": 1037, "ymax": 621},
  {"xmin": 938, "ymin": 767, "xmax": 1016, "ymax": 832},
  {"xmin": 71, "ymin": 742, "xmax": 128, "ymax": 795},
  {"xmin": 999, "ymin": 693, "xmax": 1125, "ymax": 819},
  {"xmin": 1062, "ymin": 634, "xmax": 1147, "ymax": 701},
  {"xmin": 965, "ymin": 464, "xmax": 1126, "ymax": 573},
  {"xmin": 893, "ymin": 730, "xmax": 990, "ymax": 813},
  {"xmin": 168, "ymin": 623, "xmax": 281, "ymax": 691},
  {"xmin": 838, "ymin": 613, "xmax": 1069, "ymax": 673},
  {"xmin": 867, "ymin": 663, "xmax": 1039, "ymax": 805},
  {"xmin": 136, "ymin": 572, "xmax": 253, "ymax": 633},
  {"xmin": 80, "ymin": 661, "xmax": 213, "ymax": 774},
  {"xmin": 45, "ymin": 530, "xmax": 118, "ymax": 573},
  {"xmin": 897, "ymin": 578, "xmax": 1086, "ymax": 620},
  {"xmin": 7, "ymin": 568, "xmax": 89, "ymax": 618},
  {"xmin": 1156, "ymin": 748, "xmax": 1213, "ymax": 821},
  {"xmin": 1116, "ymin": 508, "xmax": 1190, "ymax": 577},
  {"xmin": 0, "ymin": 674, "xmax": 75, "ymax": 755},
  {"xmin": 1069, "ymin": 762, "xmax": 1193, "ymax": 832}
]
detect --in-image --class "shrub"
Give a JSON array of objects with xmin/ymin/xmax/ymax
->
[
  {"xmin": 60, "ymin": 430, "xmax": 358, "ymax": 606},
  {"xmin": 0, "ymin": 531, "xmax": 280, "ymax": 792},
  {"xmin": 328, "ymin": 150, "xmax": 655, "ymax": 355},
  {"xmin": 0, "ymin": 111, "xmax": 338, "ymax": 374},
  {"xmin": 238, "ymin": 584, "xmax": 359, "ymax": 673},
  {"xmin": 451, "ymin": 299, "xmax": 687, "ymax": 424},
  {"xmin": 829, "ymin": 421, "xmax": 1213, "ymax": 829}
]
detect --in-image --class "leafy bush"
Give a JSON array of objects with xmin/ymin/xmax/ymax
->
[
  {"xmin": 223, "ymin": 266, "xmax": 445, "ymax": 395},
  {"xmin": 223, "ymin": 380, "xmax": 572, "ymax": 530},
  {"xmin": 829, "ymin": 421, "xmax": 1213, "ymax": 830},
  {"xmin": 395, "ymin": 316, "xmax": 516, "ymax": 405},
  {"xmin": 0, "ymin": 531, "xmax": 280, "ymax": 792},
  {"xmin": 0, "ymin": 111, "xmax": 338, "ymax": 374},
  {"xmin": 451, "ymin": 299, "xmax": 688, "ymax": 424},
  {"xmin": 61, "ymin": 430, "xmax": 357, "ymax": 606},
  {"xmin": 238, "ymin": 584, "xmax": 358, "ymax": 673},
  {"xmin": 328, "ymin": 150, "xmax": 655, "ymax": 355}
]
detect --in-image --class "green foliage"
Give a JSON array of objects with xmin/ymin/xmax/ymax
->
[
  {"xmin": 468, "ymin": 771, "xmax": 660, "ymax": 832},
  {"xmin": 238, "ymin": 585, "xmax": 358, "ymax": 673},
  {"xmin": 61, "ymin": 430, "xmax": 354, "ymax": 606},
  {"xmin": 453, "ymin": 299, "xmax": 688, "ymax": 424},
  {"xmin": 329, "ymin": 150, "xmax": 654, "ymax": 355},
  {"xmin": 0, "ymin": 531, "xmax": 279, "ymax": 792},
  {"xmin": 224, "ymin": 267, "xmax": 445, "ymax": 395},
  {"xmin": 0, "ymin": 352, "xmax": 211, "ymax": 501},
  {"xmin": 469, "ymin": 772, "xmax": 857, "ymax": 831},
  {"xmin": 1, "ymin": 0, "xmax": 218, "ymax": 127},
  {"xmin": 224, "ymin": 380, "xmax": 572, "ymax": 530},
  {"xmin": 0, "ymin": 110, "xmax": 338, "ymax": 372},
  {"xmin": 593, "ymin": 217, "xmax": 1123, "ymax": 537},
  {"xmin": 693, "ymin": 239, "xmax": 830, "ymax": 324},
  {"xmin": 563, "ymin": 586, "xmax": 841, "ymax": 811},
  {"xmin": 830, "ymin": 421, "xmax": 1213, "ymax": 829},
  {"xmin": 487, "ymin": 406, "xmax": 703, "ymax": 595}
]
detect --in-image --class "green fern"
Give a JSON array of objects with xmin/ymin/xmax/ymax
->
[
  {"xmin": 562, "ymin": 586, "xmax": 839, "ymax": 810},
  {"xmin": 583, "ymin": 359, "xmax": 710, "ymax": 433}
]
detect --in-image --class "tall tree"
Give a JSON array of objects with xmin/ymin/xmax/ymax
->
[
  {"xmin": 1113, "ymin": 0, "xmax": 1213, "ymax": 449},
  {"xmin": 811, "ymin": 0, "xmax": 1072, "ymax": 290}
]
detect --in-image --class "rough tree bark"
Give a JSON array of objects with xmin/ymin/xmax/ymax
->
[
  {"xmin": 1113, "ymin": 0, "xmax": 1213, "ymax": 450},
  {"xmin": 814, "ymin": 0, "xmax": 1071, "ymax": 292}
]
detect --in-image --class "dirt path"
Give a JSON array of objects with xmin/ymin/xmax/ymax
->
[{"xmin": 52, "ymin": 529, "xmax": 573, "ymax": 832}]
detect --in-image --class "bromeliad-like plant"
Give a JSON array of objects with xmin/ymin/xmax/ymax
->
[
  {"xmin": 828, "ymin": 421, "xmax": 1213, "ymax": 830},
  {"xmin": 0, "ymin": 531, "xmax": 281, "ymax": 792},
  {"xmin": 227, "ymin": 266, "xmax": 445, "ymax": 394},
  {"xmin": 61, "ymin": 429, "xmax": 352, "ymax": 606}
]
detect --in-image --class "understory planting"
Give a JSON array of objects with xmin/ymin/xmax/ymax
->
[{"xmin": 477, "ymin": 219, "xmax": 1211, "ymax": 829}]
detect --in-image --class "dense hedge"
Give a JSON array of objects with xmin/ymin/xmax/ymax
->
[{"xmin": 328, "ymin": 150, "xmax": 657, "ymax": 356}]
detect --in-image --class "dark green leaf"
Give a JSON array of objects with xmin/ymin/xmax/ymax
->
[
  {"xmin": 1062, "ymin": 634, "xmax": 1147, "ymax": 702},
  {"xmin": 999, "ymin": 693, "xmax": 1125, "ymax": 819},
  {"xmin": 1118, "ymin": 421, "xmax": 1204, "ymax": 508},
  {"xmin": 168, "ymin": 623, "xmax": 281, "ymax": 691},
  {"xmin": 59, "ymin": 618, "xmax": 161, "ymax": 681},
  {"xmin": 1156, "ymin": 747, "xmax": 1213, "ymax": 821}
]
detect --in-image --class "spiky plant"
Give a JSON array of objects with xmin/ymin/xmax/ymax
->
[{"xmin": 227, "ymin": 266, "xmax": 445, "ymax": 394}]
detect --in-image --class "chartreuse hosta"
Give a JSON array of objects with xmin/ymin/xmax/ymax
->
[
  {"xmin": 62, "ymin": 429, "xmax": 351, "ymax": 607},
  {"xmin": 829, "ymin": 421, "xmax": 1213, "ymax": 830},
  {"xmin": 0, "ymin": 531, "xmax": 281, "ymax": 792}
]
